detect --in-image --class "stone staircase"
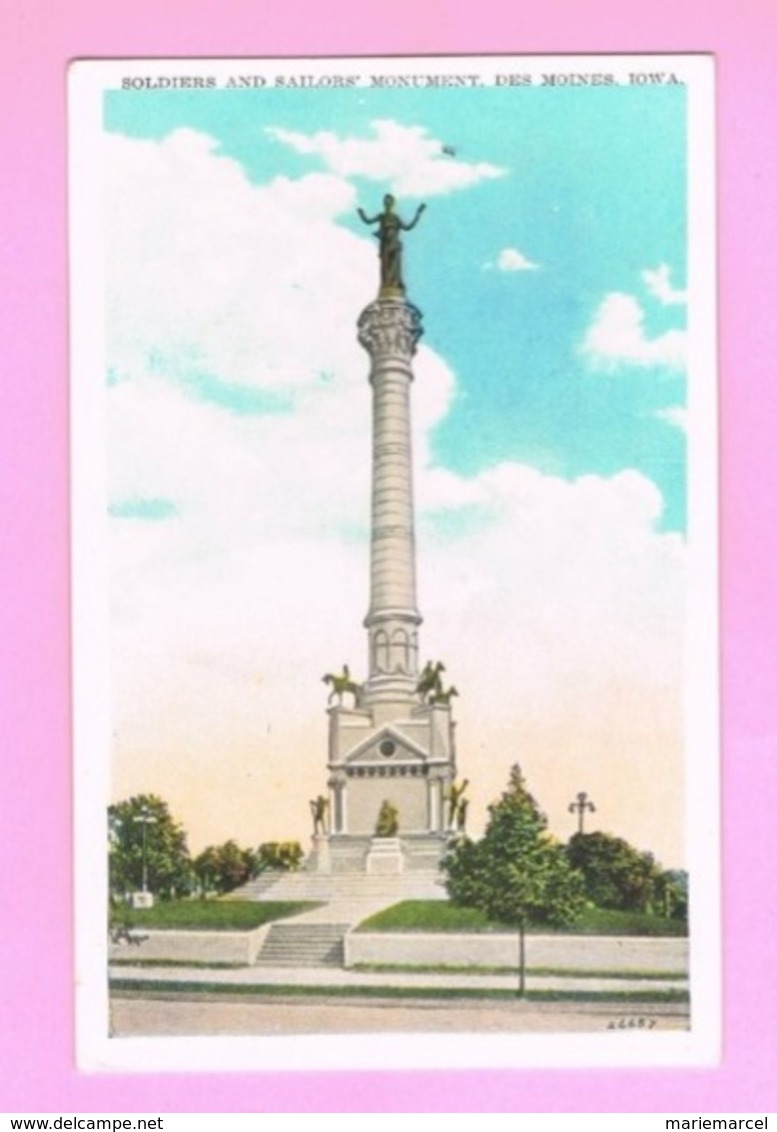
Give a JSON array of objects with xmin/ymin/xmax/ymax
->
[
  {"xmin": 255, "ymin": 922, "xmax": 349, "ymax": 968},
  {"xmin": 236, "ymin": 869, "xmax": 447, "ymax": 905},
  {"xmin": 236, "ymin": 865, "xmax": 449, "ymax": 971}
]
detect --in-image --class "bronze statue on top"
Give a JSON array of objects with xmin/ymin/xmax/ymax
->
[{"xmin": 358, "ymin": 194, "xmax": 426, "ymax": 296}]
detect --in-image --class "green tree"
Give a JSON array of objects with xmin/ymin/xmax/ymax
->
[
  {"xmin": 108, "ymin": 794, "xmax": 192, "ymax": 901},
  {"xmin": 443, "ymin": 765, "xmax": 585, "ymax": 994},
  {"xmin": 193, "ymin": 840, "xmax": 257, "ymax": 895},
  {"xmin": 256, "ymin": 841, "xmax": 304, "ymax": 872},
  {"xmin": 655, "ymin": 868, "xmax": 689, "ymax": 920},
  {"xmin": 191, "ymin": 845, "xmax": 220, "ymax": 896},
  {"xmin": 565, "ymin": 831, "xmax": 662, "ymax": 913}
]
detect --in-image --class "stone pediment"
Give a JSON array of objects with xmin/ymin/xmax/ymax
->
[{"xmin": 342, "ymin": 725, "xmax": 430, "ymax": 768}]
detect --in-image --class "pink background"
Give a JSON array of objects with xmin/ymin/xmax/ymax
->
[{"xmin": 2, "ymin": 0, "xmax": 775, "ymax": 1113}]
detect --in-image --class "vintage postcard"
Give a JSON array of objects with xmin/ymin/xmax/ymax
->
[{"xmin": 70, "ymin": 54, "xmax": 718, "ymax": 1072}]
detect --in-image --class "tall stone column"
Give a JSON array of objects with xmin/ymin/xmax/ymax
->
[
  {"xmin": 320, "ymin": 209, "xmax": 458, "ymax": 864},
  {"xmin": 357, "ymin": 297, "xmax": 423, "ymax": 705}
]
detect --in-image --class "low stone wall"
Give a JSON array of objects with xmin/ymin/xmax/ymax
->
[
  {"xmin": 109, "ymin": 925, "xmax": 271, "ymax": 965},
  {"xmin": 345, "ymin": 932, "xmax": 688, "ymax": 974}
]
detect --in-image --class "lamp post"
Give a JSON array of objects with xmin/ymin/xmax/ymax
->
[
  {"xmin": 568, "ymin": 791, "xmax": 596, "ymax": 835},
  {"xmin": 132, "ymin": 805, "xmax": 157, "ymax": 907}
]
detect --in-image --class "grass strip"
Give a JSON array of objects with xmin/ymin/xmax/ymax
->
[
  {"xmin": 352, "ymin": 963, "xmax": 687, "ymax": 981},
  {"xmin": 357, "ymin": 901, "xmax": 688, "ymax": 937},
  {"xmin": 110, "ymin": 958, "xmax": 246, "ymax": 969},
  {"xmin": 115, "ymin": 900, "xmax": 319, "ymax": 932},
  {"xmin": 109, "ymin": 978, "xmax": 689, "ymax": 1004}
]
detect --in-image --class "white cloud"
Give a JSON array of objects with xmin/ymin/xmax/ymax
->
[
  {"xmin": 483, "ymin": 247, "xmax": 539, "ymax": 272},
  {"xmin": 103, "ymin": 128, "xmax": 685, "ymax": 865},
  {"xmin": 642, "ymin": 264, "xmax": 687, "ymax": 306},
  {"xmin": 266, "ymin": 119, "xmax": 505, "ymax": 198},
  {"xmin": 581, "ymin": 291, "xmax": 686, "ymax": 373},
  {"xmin": 655, "ymin": 406, "xmax": 688, "ymax": 431},
  {"xmin": 105, "ymin": 129, "xmax": 369, "ymax": 394}
]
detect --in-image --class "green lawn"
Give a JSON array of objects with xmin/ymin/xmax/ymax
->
[
  {"xmin": 114, "ymin": 899, "xmax": 318, "ymax": 932},
  {"xmin": 353, "ymin": 963, "xmax": 687, "ymax": 980},
  {"xmin": 357, "ymin": 901, "xmax": 688, "ymax": 937},
  {"xmin": 109, "ymin": 979, "xmax": 689, "ymax": 1005}
]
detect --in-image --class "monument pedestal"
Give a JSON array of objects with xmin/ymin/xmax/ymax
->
[
  {"xmin": 366, "ymin": 837, "xmax": 404, "ymax": 875},
  {"xmin": 309, "ymin": 833, "xmax": 331, "ymax": 873}
]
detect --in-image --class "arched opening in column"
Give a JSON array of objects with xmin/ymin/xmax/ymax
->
[{"xmin": 391, "ymin": 627, "xmax": 410, "ymax": 673}]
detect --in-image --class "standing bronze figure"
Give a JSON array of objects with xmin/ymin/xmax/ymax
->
[
  {"xmin": 309, "ymin": 795, "xmax": 329, "ymax": 836},
  {"xmin": 358, "ymin": 194, "xmax": 426, "ymax": 296}
]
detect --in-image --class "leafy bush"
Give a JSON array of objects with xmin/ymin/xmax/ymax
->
[
  {"xmin": 256, "ymin": 841, "xmax": 304, "ymax": 872},
  {"xmin": 193, "ymin": 841, "xmax": 257, "ymax": 895},
  {"xmin": 566, "ymin": 831, "xmax": 664, "ymax": 914}
]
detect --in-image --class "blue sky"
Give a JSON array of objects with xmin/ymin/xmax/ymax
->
[
  {"xmin": 105, "ymin": 81, "xmax": 688, "ymax": 530},
  {"xmin": 101, "ymin": 71, "xmax": 690, "ymax": 860}
]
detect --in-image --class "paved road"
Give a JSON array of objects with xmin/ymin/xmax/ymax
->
[{"xmin": 110, "ymin": 991, "xmax": 689, "ymax": 1037}]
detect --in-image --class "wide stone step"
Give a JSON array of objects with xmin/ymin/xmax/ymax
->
[
  {"xmin": 237, "ymin": 872, "xmax": 280, "ymax": 898},
  {"xmin": 256, "ymin": 923, "xmax": 349, "ymax": 968},
  {"xmin": 236, "ymin": 870, "xmax": 446, "ymax": 904}
]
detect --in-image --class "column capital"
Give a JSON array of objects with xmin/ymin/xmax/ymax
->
[{"xmin": 357, "ymin": 298, "xmax": 423, "ymax": 363}]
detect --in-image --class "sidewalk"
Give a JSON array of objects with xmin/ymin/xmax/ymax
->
[{"xmin": 110, "ymin": 961, "xmax": 688, "ymax": 998}]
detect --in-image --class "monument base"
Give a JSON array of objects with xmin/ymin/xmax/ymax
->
[
  {"xmin": 365, "ymin": 837, "xmax": 404, "ymax": 875},
  {"xmin": 304, "ymin": 833, "xmax": 449, "ymax": 875},
  {"xmin": 310, "ymin": 833, "xmax": 331, "ymax": 873},
  {"xmin": 131, "ymin": 891, "xmax": 154, "ymax": 909}
]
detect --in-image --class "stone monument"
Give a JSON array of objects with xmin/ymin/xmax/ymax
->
[{"xmin": 311, "ymin": 197, "xmax": 459, "ymax": 875}]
